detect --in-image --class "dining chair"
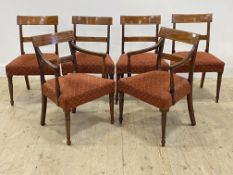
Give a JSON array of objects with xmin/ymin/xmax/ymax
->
[
  {"xmin": 115, "ymin": 15, "xmax": 169, "ymax": 103},
  {"xmin": 5, "ymin": 16, "xmax": 59, "ymax": 106},
  {"xmin": 118, "ymin": 27, "xmax": 200, "ymax": 146},
  {"xmin": 62, "ymin": 16, "xmax": 114, "ymax": 79},
  {"xmin": 172, "ymin": 14, "xmax": 225, "ymax": 102},
  {"xmin": 32, "ymin": 31, "xmax": 115, "ymax": 145}
]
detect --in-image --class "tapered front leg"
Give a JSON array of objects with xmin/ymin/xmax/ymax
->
[
  {"xmin": 7, "ymin": 75, "xmax": 14, "ymax": 106},
  {"xmin": 216, "ymin": 72, "xmax": 223, "ymax": 103},
  {"xmin": 64, "ymin": 110, "xmax": 71, "ymax": 145},
  {"xmin": 200, "ymin": 72, "xmax": 206, "ymax": 88},
  {"xmin": 24, "ymin": 75, "xmax": 31, "ymax": 90},
  {"xmin": 119, "ymin": 92, "xmax": 124, "ymax": 124},
  {"xmin": 161, "ymin": 110, "xmax": 168, "ymax": 147},
  {"xmin": 109, "ymin": 93, "xmax": 114, "ymax": 124},
  {"xmin": 40, "ymin": 95, "xmax": 47, "ymax": 126}
]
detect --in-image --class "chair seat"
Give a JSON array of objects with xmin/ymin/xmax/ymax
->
[
  {"xmin": 118, "ymin": 71, "xmax": 191, "ymax": 110},
  {"xmin": 62, "ymin": 52, "xmax": 114, "ymax": 74},
  {"xmin": 5, "ymin": 53, "xmax": 58, "ymax": 76},
  {"xmin": 172, "ymin": 51, "xmax": 225, "ymax": 72},
  {"xmin": 116, "ymin": 53, "xmax": 169, "ymax": 74},
  {"xmin": 43, "ymin": 73, "xmax": 115, "ymax": 109}
]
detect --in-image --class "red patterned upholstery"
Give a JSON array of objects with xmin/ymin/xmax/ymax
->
[
  {"xmin": 62, "ymin": 52, "xmax": 114, "ymax": 74},
  {"xmin": 116, "ymin": 53, "xmax": 169, "ymax": 74},
  {"xmin": 43, "ymin": 73, "xmax": 115, "ymax": 109},
  {"xmin": 5, "ymin": 53, "xmax": 58, "ymax": 76},
  {"xmin": 172, "ymin": 51, "xmax": 225, "ymax": 72},
  {"xmin": 118, "ymin": 71, "xmax": 191, "ymax": 110}
]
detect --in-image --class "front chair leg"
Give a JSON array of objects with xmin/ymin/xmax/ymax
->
[
  {"xmin": 7, "ymin": 75, "xmax": 14, "ymax": 106},
  {"xmin": 64, "ymin": 110, "xmax": 71, "ymax": 145},
  {"xmin": 216, "ymin": 72, "xmax": 223, "ymax": 103},
  {"xmin": 24, "ymin": 75, "xmax": 31, "ymax": 90},
  {"xmin": 115, "ymin": 74, "xmax": 121, "ymax": 104},
  {"xmin": 40, "ymin": 95, "xmax": 47, "ymax": 126},
  {"xmin": 200, "ymin": 72, "xmax": 206, "ymax": 88},
  {"xmin": 187, "ymin": 93, "xmax": 196, "ymax": 126},
  {"xmin": 72, "ymin": 108, "xmax": 76, "ymax": 113},
  {"xmin": 119, "ymin": 92, "xmax": 124, "ymax": 124},
  {"xmin": 161, "ymin": 110, "xmax": 168, "ymax": 147},
  {"xmin": 109, "ymin": 74, "xmax": 114, "ymax": 80},
  {"xmin": 109, "ymin": 93, "xmax": 114, "ymax": 124}
]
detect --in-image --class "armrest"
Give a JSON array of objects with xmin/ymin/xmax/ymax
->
[
  {"xmin": 169, "ymin": 47, "xmax": 194, "ymax": 71},
  {"xmin": 127, "ymin": 38, "xmax": 164, "ymax": 57},
  {"xmin": 41, "ymin": 56, "xmax": 59, "ymax": 70},
  {"xmin": 70, "ymin": 42, "xmax": 106, "ymax": 57}
]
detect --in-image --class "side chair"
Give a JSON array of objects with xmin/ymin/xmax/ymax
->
[
  {"xmin": 172, "ymin": 14, "xmax": 225, "ymax": 102},
  {"xmin": 115, "ymin": 15, "xmax": 169, "ymax": 104},
  {"xmin": 5, "ymin": 16, "xmax": 59, "ymax": 106}
]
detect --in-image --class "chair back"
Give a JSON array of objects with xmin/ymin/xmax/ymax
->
[
  {"xmin": 17, "ymin": 16, "xmax": 59, "ymax": 55},
  {"xmin": 32, "ymin": 31, "xmax": 77, "ymax": 84},
  {"xmin": 172, "ymin": 14, "xmax": 212, "ymax": 53},
  {"xmin": 72, "ymin": 16, "xmax": 112, "ymax": 54},
  {"xmin": 120, "ymin": 15, "xmax": 161, "ymax": 54}
]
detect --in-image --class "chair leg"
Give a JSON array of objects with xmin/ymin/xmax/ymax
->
[
  {"xmin": 200, "ymin": 72, "xmax": 206, "ymax": 88},
  {"xmin": 72, "ymin": 108, "xmax": 76, "ymax": 113},
  {"xmin": 115, "ymin": 74, "xmax": 121, "ymax": 104},
  {"xmin": 109, "ymin": 74, "xmax": 114, "ymax": 80},
  {"xmin": 41, "ymin": 95, "xmax": 47, "ymax": 126},
  {"xmin": 109, "ymin": 93, "xmax": 114, "ymax": 124},
  {"xmin": 161, "ymin": 110, "xmax": 168, "ymax": 147},
  {"xmin": 7, "ymin": 75, "xmax": 14, "ymax": 106},
  {"xmin": 187, "ymin": 93, "xmax": 196, "ymax": 126},
  {"xmin": 24, "ymin": 75, "xmax": 30, "ymax": 90},
  {"xmin": 64, "ymin": 110, "xmax": 71, "ymax": 145},
  {"xmin": 216, "ymin": 72, "xmax": 223, "ymax": 103},
  {"xmin": 119, "ymin": 92, "xmax": 124, "ymax": 124}
]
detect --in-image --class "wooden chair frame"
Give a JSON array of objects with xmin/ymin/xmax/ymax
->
[
  {"xmin": 33, "ymin": 31, "xmax": 114, "ymax": 145},
  {"xmin": 119, "ymin": 27, "xmax": 200, "ymax": 146},
  {"xmin": 172, "ymin": 13, "xmax": 223, "ymax": 102},
  {"xmin": 7, "ymin": 16, "xmax": 58, "ymax": 106}
]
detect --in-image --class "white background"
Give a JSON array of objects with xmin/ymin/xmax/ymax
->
[{"xmin": 0, "ymin": 0, "xmax": 233, "ymax": 77}]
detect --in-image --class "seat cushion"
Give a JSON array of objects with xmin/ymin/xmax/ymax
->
[
  {"xmin": 116, "ymin": 53, "xmax": 169, "ymax": 74},
  {"xmin": 118, "ymin": 71, "xmax": 191, "ymax": 110},
  {"xmin": 172, "ymin": 51, "xmax": 225, "ymax": 72},
  {"xmin": 5, "ymin": 53, "xmax": 58, "ymax": 76},
  {"xmin": 43, "ymin": 73, "xmax": 115, "ymax": 109},
  {"xmin": 62, "ymin": 52, "xmax": 115, "ymax": 74}
]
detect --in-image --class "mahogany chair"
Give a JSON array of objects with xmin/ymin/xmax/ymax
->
[
  {"xmin": 62, "ymin": 16, "xmax": 114, "ymax": 79},
  {"xmin": 5, "ymin": 16, "xmax": 59, "ymax": 106},
  {"xmin": 115, "ymin": 15, "xmax": 169, "ymax": 103},
  {"xmin": 32, "ymin": 31, "xmax": 115, "ymax": 145},
  {"xmin": 118, "ymin": 27, "xmax": 200, "ymax": 146},
  {"xmin": 172, "ymin": 14, "xmax": 225, "ymax": 102}
]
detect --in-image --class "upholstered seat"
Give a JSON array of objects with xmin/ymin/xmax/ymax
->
[
  {"xmin": 43, "ymin": 73, "xmax": 115, "ymax": 109},
  {"xmin": 172, "ymin": 51, "xmax": 225, "ymax": 72},
  {"xmin": 62, "ymin": 52, "xmax": 114, "ymax": 74},
  {"xmin": 6, "ymin": 53, "xmax": 58, "ymax": 76},
  {"xmin": 116, "ymin": 53, "xmax": 169, "ymax": 74},
  {"xmin": 118, "ymin": 71, "xmax": 190, "ymax": 110}
]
